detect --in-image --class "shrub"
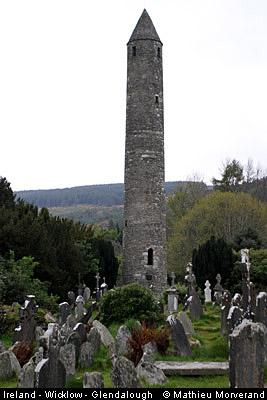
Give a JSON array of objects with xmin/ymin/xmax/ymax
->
[
  {"xmin": 127, "ymin": 321, "xmax": 169, "ymax": 366},
  {"xmin": 99, "ymin": 283, "xmax": 158, "ymax": 326},
  {"xmin": 11, "ymin": 341, "xmax": 35, "ymax": 366}
]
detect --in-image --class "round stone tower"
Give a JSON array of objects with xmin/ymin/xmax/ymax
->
[{"xmin": 122, "ymin": 9, "xmax": 167, "ymax": 296}]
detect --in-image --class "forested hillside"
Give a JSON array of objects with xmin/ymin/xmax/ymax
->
[{"xmin": 15, "ymin": 182, "xmax": 182, "ymax": 208}]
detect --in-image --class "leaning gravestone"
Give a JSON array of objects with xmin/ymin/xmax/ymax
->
[
  {"xmin": 177, "ymin": 311, "xmax": 195, "ymax": 338},
  {"xmin": 256, "ymin": 292, "xmax": 267, "ymax": 327},
  {"xmin": 93, "ymin": 320, "xmax": 115, "ymax": 357},
  {"xmin": 166, "ymin": 315, "xmax": 193, "ymax": 358},
  {"xmin": 229, "ymin": 319, "xmax": 264, "ymax": 388},
  {"xmin": 221, "ymin": 290, "xmax": 232, "ymax": 336},
  {"xmin": 87, "ymin": 327, "xmax": 101, "ymax": 355},
  {"xmin": 80, "ymin": 342, "xmax": 95, "ymax": 368},
  {"xmin": 110, "ymin": 356, "xmax": 142, "ymax": 388},
  {"xmin": 14, "ymin": 295, "xmax": 38, "ymax": 344},
  {"xmin": 0, "ymin": 352, "xmax": 15, "ymax": 380}
]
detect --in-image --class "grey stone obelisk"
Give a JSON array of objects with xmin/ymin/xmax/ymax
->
[{"xmin": 122, "ymin": 9, "xmax": 167, "ymax": 295}]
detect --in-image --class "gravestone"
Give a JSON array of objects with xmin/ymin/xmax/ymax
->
[
  {"xmin": 166, "ymin": 315, "xmax": 193, "ymax": 358},
  {"xmin": 83, "ymin": 287, "xmax": 91, "ymax": 303},
  {"xmin": 34, "ymin": 324, "xmax": 66, "ymax": 388},
  {"xmin": 66, "ymin": 331, "xmax": 82, "ymax": 365},
  {"xmin": 256, "ymin": 292, "xmax": 267, "ymax": 326},
  {"xmin": 232, "ymin": 293, "xmax": 242, "ymax": 308},
  {"xmin": 177, "ymin": 311, "xmax": 195, "ymax": 338},
  {"xmin": 229, "ymin": 319, "xmax": 264, "ymax": 388},
  {"xmin": 93, "ymin": 320, "xmax": 115, "ymax": 357},
  {"xmin": 110, "ymin": 356, "xmax": 142, "ymax": 388},
  {"xmin": 73, "ymin": 322, "xmax": 87, "ymax": 345},
  {"xmin": 136, "ymin": 361, "xmax": 167, "ymax": 385},
  {"xmin": 166, "ymin": 272, "xmax": 179, "ymax": 313},
  {"xmin": 239, "ymin": 249, "xmax": 255, "ymax": 320},
  {"xmin": 59, "ymin": 343, "xmax": 76, "ymax": 383},
  {"xmin": 80, "ymin": 342, "xmax": 94, "ymax": 368},
  {"xmin": 59, "ymin": 302, "xmax": 71, "ymax": 327},
  {"xmin": 115, "ymin": 325, "xmax": 132, "ymax": 357},
  {"xmin": 83, "ymin": 372, "xmax": 104, "ymax": 388},
  {"xmin": 183, "ymin": 263, "xmax": 203, "ymax": 319},
  {"xmin": 100, "ymin": 277, "xmax": 108, "ymax": 295},
  {"xmin": 0, "ymin": 352, "xmax": 15, "ymax": 380},
  {"xmin": 227, "ymin": 306, "xmax": 243, "ymax": 334},
  {"xmin": 75, "ymin": 295, "xmax": 85, "ymax": 322},
  {"xmin": 204, "ymin": 280, "xmax": 211, "ymax": 302},
  {"xmin": 67, "ymin": 291, "xmax": 75, "ymax": 310},
  {"xmin": 18, "ymin": 348, "xmax": 43, "ymax": 388},
  {"xmin": 221, "ymin": 290, "xmax": 232, "ymax": 336},
  {"xmin": 14, "ymin": 295, "xmax": 38, "ymax": 344},
  {"xmin": 139, "ymin": 342, "xmax": 158, "ymax": 364},
  {"xmin": 87, "ymin": 327, "xmax": 101, "ymax": 356},
  {"xmin": 213, "ymin": 274, "xmax": 223, "ymax": 306}
]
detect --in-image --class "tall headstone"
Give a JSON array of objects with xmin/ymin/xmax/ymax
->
[
  {"xmin": 122, "ymin": 9, "xmax": 167, "ymax": 296},
  {"xmin": 256, "ymin": 292, "xmax": 267, "ymax": 327},
  {"xmin": 239, "ymin": 249, "xmax": 255, "ymax": 320},
  {"xmin": 14, "ymin": 295, "xmax": 38, "ymax": 344},
  {"xmin": 166, "ymin": 272, "xmax": 179, "ymax": 313},
  {"xmin": 204, "ymin": 280, "xmax": 211, "ymax": 302},
  {"xmin": 75, "ymin": 295, "xmax": 85, "ymax": 322},
  {"xmin": 220, "ymin": 290, "xmax": 232, "ymax": 336},
  {"xmin": 59, "ymin": 302, "xmax": 71, "ymax": 327},
  {"xmin": 183, "ymin": 262, "xmax": 202, "ymax": 319},
  {"xmin": 100, "ymin": 277, "xmax": 108, "ymax": 295},
  {"xmin": 213, "ymin": 274, "xmax": 223, "ymax": 306},
  {"xmin": 229, "ymin": 319, "xmax": 264, "ymax": 388}
]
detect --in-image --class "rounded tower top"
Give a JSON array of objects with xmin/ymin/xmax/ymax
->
[{"xmin": 127, "ymin": 9, "xmax": 162, "ymax": 45}]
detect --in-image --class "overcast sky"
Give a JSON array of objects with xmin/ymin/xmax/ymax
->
[{"xmin": 1, "ymin": 0, "xmax": 267, "ymax": 191}]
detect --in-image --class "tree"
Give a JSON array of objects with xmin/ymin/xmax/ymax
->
[
  {"xmin": 167, "ymin": 191, "xmax": 267, "ymax": 280},
  {"xmin": 0, "ymin": 177, "xmax": 16, "ymax": 208},
  {"xmin": 212, "ymin": 159, "xmax": 244, "ymax": 191},
  {"xmin": 192, "ymin": 236, "xmax": 237, "ymax": 291}
]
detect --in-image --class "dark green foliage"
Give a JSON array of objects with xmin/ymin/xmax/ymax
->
[
  {"xmin": 99, "ymin": 283, "xmax": 158, "ymax": 326},
  {"xmin": 192, "ymin": 236, "xmax": 237, "ymax": 291},
  {"xmin": 0, "ymin": 177, "xmax": 16, "ymax": 209},
  {"xmin": 212, "ymin": 159, "xmax": 244, "ymax": 192},
  {"xmin": 232, "ymin": 227, "xmax": 262, "ymax": 250},
  {"xmin": 0, "ymin": 178, "xmax": 119, "ymax": 302}
]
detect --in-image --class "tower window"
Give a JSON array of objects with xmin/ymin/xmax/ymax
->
[
  {"xmin": 148, "ymin": 248, "xmax": 153, "ymax": 265},
  {"xmin": 155, "ymin": 95, "xmax": 159, "ymax": 104},
  {"xmin": 132, "ymin": 46, "xmax": 136, "ymax": 56},
  {"xmin": 125, "ymin": 220, "xmax": 128, "ymax": 227},
  {"xmin": 157, "ymin": 47, "xmax": 161, "ymax": 58}
]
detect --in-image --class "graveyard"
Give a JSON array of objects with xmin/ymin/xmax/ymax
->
[{"xmin": 0, "ymin": 254, "xmax": 266, "ymax": 389}]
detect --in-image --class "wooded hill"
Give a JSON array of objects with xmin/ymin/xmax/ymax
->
[{"xmin": 15, "ymin": 182, "xmax": 183, "ymax": 208}]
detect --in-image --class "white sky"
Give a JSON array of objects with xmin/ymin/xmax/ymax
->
[{"xmin": 1, "ymin": 0, "xmax": 267, "ymax": 191}]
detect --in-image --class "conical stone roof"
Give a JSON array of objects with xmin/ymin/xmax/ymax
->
[{"xmin": 128, "ymin": 9, "xmax": 162, "ymax": 44}]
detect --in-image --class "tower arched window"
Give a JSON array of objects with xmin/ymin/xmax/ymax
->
[
  {"xmin": 155, "ymin": 95, "xmax": 159, "ymax": 104},
  {"xmin": 148, "ymin": 248, "xmax": 153, "ymax": 265},
  {"xmin": 132, "ymin": 46, "xmax": 136, "ymax": 56},
  {"xmin": 157, "ymin": 47, "xmax": 161, "ymax": 58}
]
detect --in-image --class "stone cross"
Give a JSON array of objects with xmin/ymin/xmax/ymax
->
[
  {"xmin": 204, "ymin": 280, "xmax": 211, "ymax": 302},
  {"xmin": 170, "ymin": 272, "xmax": 176, "ymax": 287}
]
